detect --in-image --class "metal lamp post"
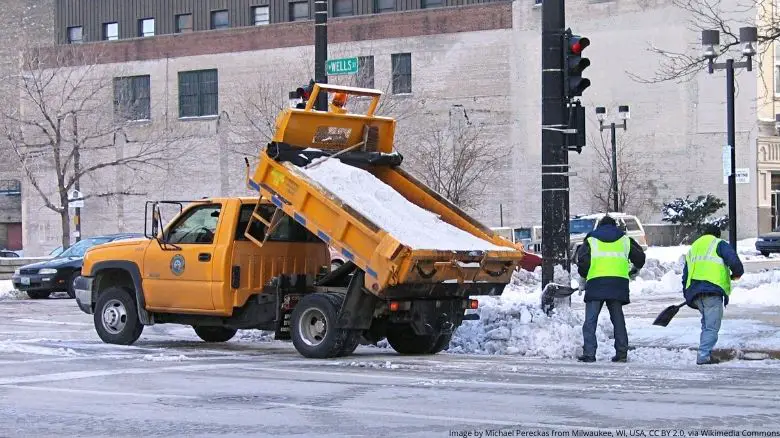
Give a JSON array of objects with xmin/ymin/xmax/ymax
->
[
  {"xmin": 701, "ymin": 26, "xmax": 757, "ymax": 250},
  {"xmin": 595, "ymin": 105, "xmax": 630, "ymax": 213}
]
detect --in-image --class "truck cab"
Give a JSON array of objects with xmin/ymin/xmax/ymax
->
[{"xmin": 75, "ymin": 197, "xmax": 329, "ymax": 344}]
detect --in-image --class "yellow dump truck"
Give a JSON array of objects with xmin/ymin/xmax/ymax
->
[{"xmin": 74, "ymin": 84, "xmax": 530, "ymax": 358}]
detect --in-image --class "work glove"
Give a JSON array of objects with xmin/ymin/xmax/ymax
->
[{"xmin": 629, "ymin": 267, "xmax": 639, "ymax": 280}]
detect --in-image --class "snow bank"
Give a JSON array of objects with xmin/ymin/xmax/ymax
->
[
  {"xmin": 0, "ymin": 280, "xmax": 23, "ymax": 301},
  {"xmin": 300, "ymin": 158, "xmax": 511, "ymax": 251}
]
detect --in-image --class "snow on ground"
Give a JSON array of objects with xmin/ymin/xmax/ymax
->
[
  {"xmin": 0, "ymin": 280, "xmax": 24, "ymax": 301},
  {"xmin": 301, "ymin": 158, "xmax": 512, "ymax": 251}
]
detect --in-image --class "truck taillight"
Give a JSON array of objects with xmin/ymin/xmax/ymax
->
[
  {"xmin": 388, "ymin": 301, "xmax": 411, "ymax": 311},
  {"xmin": 469, "ymin": 299, "xmax": 479, "ymax": 309},
  {"xmin": 389, "ymin": 301, "xmax": 400, "ymax": 312}
]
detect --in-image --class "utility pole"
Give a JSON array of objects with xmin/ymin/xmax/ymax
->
[
  {"xmin": 73, "ymin": 116, "xmax": 81, "ymax": 243},
  {"xmin": 314, "ymin": 0, "xmax": 328, "ymax": 111},
  {"xmin": 701, "ymin": 27, "xmax": 757, "ymax": 249},
  {"xmin": 540, "ymin": 0, "xmax": 568, "ymax": 289}
]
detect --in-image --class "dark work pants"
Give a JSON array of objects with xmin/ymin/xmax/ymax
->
[{"xmin": 582, "ymin": 300, "xmax": 628, "ymax": 357}]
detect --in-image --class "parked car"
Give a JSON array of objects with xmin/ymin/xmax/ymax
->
[
  {"xmin": 11, "ymin": 233, "xmax": 142, "ymax": 299},
  {"xmin": 48, "ymin": 246, "xmax": 64, "ymax": 257},
  {"xmin": 0, "ymin": 249, "xmax": 20, "ymax": 258},
  {"xmin": 489, "ymin": 226, "xmax": 543, "ymax": 272},
  {"xmin": 755, "ymin": 227, "xmax": 780, "ymax": 256},
  {"xmin": 569, "ymin": 213, "xmax": 649, "ymax": 261}
]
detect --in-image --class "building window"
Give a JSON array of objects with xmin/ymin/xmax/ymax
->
[
  {"xmin": 211, "ymin": 10, "xmax": 229, "ymax": 29},
  {"xmin": 176, "ymin": 14, "xmax": 193, "ymax": 33},
  {"xmin": 421, "ymin": 0, "xmax": 444, "ymax": 7},
  {"xmin": 289, "ymin": 1, "xmax": 309, "ymax": 21},
  {"xmin": 103, "ymin": 22, "xmax": 119, "ymax": 41},
  {"xmin": 139, "ymin": 18, "xmax": 154, "ymax": 37},
  {"xmin": 178, "ymin": 69, "xmax": 219, "ymax": 118},
  {"xmin": 391, "ymin": 53, "xmax": 411, "ymax": 94},
  {"xmin": 113, "ymin": 75, "xmax": 151, "ymax": 121},
  {"xmin": 67, "ymin": 26, "xmax": 83, "ymax": 44},
  {"xmin": 333, "ymin": 0, "xmax": 353, "ymax": 17},
  {"xmin": 375, "ymin": 0, "xmax": 395, "ymax": 12},
  {"xmin": 356, "ymin": 56, "xmax": 374, "ymax": 88},
  {"xmin": 252, "ymin": 6, "xmax": 270, "ymax": 25}
]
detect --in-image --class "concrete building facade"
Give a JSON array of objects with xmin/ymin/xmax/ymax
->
[{"xmin": 17, "ymin": 0, "xmax": 761, "ymax": 255}]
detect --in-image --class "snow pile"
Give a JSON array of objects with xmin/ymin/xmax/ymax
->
[
  {"xmin": 729, "ymin": 270, "xmax": 780, "ymax": 307},
  {"xmin": 141, "ymin": 353, "xmax": 190, "ymax": 362},
  {"xmin": 0, "ymin": 340, "xmax": 80, "ymax": 356},
  {"xmin": 300, "ymin": 158, "xmax": 512, "ymax": 251},
  {"xmin": 0, "ymin": 280, "xmax": 24, "ymax": 301}
]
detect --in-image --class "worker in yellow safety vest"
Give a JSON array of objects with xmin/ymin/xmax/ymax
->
[
  {"xmin": 682, "ymin": 224, "xmax": 744, "ymax": 365},
  {"xmin": 575, "ymin": 215, "xmax": 645, "ymax": 363}
]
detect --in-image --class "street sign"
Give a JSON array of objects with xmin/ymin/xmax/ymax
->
[
  {"xmin": 68, "ymin": 189, "xmax": 84, "ymax": 208},
  {"xmin": 736, "ymin": 168, "xmax": 749, "ymax": 184},
  {"xmin": 722, "ymin": 145, "xmax": 731, "ymax": 184},
  {"xmin": 326, "ymin": 57, "xmax": 359, "ymax": 76}
]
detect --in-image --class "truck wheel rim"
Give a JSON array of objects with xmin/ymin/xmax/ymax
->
[
  {"xmin": 101, "ymin": 299, "xmax": 128, "ymax": 334},
  {"xmin": 299, "ymin": 308, "xmax": 327, "ymax": 347}
]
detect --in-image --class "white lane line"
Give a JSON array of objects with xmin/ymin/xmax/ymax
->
[
  {"xmin": 0, "ymin": 384, "xmax": 197, "ymax": 400},
  {"xmin": 13, "ymin": 319, "xmax": 92, "ymax": 327},
  {"xmin": 0, "ymin": 362, "xmax": 247, "ymax": 385},
  {"xmin": 265, "ymin": 402, "xmax": 604, "ymax": 430}
]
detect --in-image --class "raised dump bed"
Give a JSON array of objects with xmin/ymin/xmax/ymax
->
[{"xmin": 247, "ymin": 84, "xmax": 529, "ymax": 298}]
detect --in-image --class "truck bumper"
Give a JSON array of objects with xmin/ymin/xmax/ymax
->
[{"xmin": 74, "ymin": 276, "xmax": 93, "ymax": 315}]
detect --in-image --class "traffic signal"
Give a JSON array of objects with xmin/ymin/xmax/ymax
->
[
  {"xmin": 566, "ymin": 101, "xmax": 586, "ymax": 153},
  {"xmin": 564, "ymin": 29, "xmax": 591, "ymax": 98}
]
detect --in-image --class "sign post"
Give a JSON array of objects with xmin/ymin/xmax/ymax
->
[
  {"xmin": 68, "ymin": 189, "xmax": 84, "ymax": 243},
  {"xmin": 326, "ymin": 57, "xmax": 359, "ymax": 76}
]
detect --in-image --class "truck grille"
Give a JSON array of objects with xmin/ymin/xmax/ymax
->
[{"xmin": 20, "ymin": 268, "xmax": 38, "ymax": 275}]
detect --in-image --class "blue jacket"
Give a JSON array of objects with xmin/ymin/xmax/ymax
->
[
  {"xmin": 681, "ymin": 238, "xmax": 744, "ymax": 307},
  {"xmin": 575, "ymin": 224, "xmax": 646, "ymax": 304}
]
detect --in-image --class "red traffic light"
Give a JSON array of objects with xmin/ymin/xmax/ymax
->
[{"xmin": 570, "ymin": 36, "xmax": 590, "ymax": 55}]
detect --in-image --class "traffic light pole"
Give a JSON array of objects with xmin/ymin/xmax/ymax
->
[
  {"xmin": 314, "ymin": 0, "xmax": 328, "ymax": 111},
  {"xmin": 540, "ymin": 0, "xmax": 569, "ymax": 289}
]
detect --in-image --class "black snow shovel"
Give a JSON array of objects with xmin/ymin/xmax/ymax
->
[
  {"xmin": 540, "ymin": 281, "xmax": 582, "ymax": 316},
  {"xmin": 652, "ymin": 302, "xmax": 686, "ymax": 327}
]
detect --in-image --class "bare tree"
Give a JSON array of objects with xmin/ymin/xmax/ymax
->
[
  {"xmin": 581, "ymin": 130, "xmax": 644, "ymax": 213},
  {"xmin": 0, "ymin": 45, "xmax": 184, "ymax": 249},
  {"xmin": 401, "ymin": 108, "xmax": 512, "ymax": 211},
  {"xmin": 628, "ymin": 0, "xmax": 769, "ymax": 84}
]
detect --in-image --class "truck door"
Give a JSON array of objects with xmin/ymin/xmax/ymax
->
[{"xmin": 142, "ymin": 202, "xmax": 223, "ymax": 312}]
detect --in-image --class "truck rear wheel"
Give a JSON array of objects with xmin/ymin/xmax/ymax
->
[
  {"xmin": 386, "ymin": 324, "xmax": 439, "ymax": 355},
  {"xmin": 193, "ymin": 326, "xmax": 237, "ymax": 343},
  {"xmin": 291, "ymin": 293, "xmax": 353, "ymax": 359},
  {"xmin": 94, "ymin": 286, "xmax": 143, "ymax": 345}
]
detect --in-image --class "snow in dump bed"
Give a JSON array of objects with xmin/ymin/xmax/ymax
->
[{"xmin": 300, "ymin": 158, "xmax": 512, "ymax": 251}]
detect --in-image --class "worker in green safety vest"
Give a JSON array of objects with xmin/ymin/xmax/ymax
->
[
  {"xmin": 682, "ymin": 224, "xmax": 744, "ymax": 365},
  {"xmin": 575, "ymin": 215, "xmax": 645, "ymax": 363}
]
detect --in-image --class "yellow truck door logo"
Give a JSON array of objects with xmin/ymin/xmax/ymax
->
[{"xmin": 170, "ymin": 254, "xmax": 185, "ymax": 276}]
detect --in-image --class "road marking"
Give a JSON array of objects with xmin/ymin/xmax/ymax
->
[
  {"xmin": 1, "ymin": 384, "xmax": 197, "ymax": 400},
  {"xmin": 265, "ymin": 402, "xmax": 604, "ymax": 430},
  {"xmin": 13, "ymin": 318, "xmax": 92, "ymax": 326}
]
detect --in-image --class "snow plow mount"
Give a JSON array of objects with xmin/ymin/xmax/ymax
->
[{"xmin": 406, "ymin": 254, "xmax": 515, "ymax": 285}]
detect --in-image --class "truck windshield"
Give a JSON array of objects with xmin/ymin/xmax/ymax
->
[{"xmin": 570, "ymin": 219, "xmax": 596, "ymax": 235}]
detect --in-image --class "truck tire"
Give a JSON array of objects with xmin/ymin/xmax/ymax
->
[
  {"xmin": 193, "ymin": 326, "xmax": 237, "ymax": 343},
  {"xmin": 290, "ymin": 293, "xmax": 353, "ymax": 359},
  {"xmin": 386, "ymin": 324, "xmax": 439, "ymax": 355},
  {"xmin": 27, "ymin": 291, "xmax": 50, "ymax": 299},
  {"xmin": 94, "ymin": 286, "xmax": 144, "ymax": 345},
  {"xmin": 66, "ymin": 271, "xmax": 80, "ymax": 299}
]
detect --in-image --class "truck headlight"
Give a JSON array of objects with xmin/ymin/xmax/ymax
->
[{"xmin": 39, "ymin": 268, "xmax": 58, "ymax": 275}]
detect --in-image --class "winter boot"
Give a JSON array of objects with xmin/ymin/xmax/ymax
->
[
  {"xmin": 696, "ymin": 356, "xmax": 721, "ymax": 365},
  {"xmin": 611, "ymin": 354, "xmax": 627, "ymax": 363},
  {"xmin": 577, "ymin": 355, "xmax": 596, "ymax": 363}
]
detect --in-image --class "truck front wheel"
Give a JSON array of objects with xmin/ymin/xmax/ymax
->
[
  {"xmin": 94, "ymin": 286, "xmax": 144, "ymax": 345},
  {"xmin": 291, "ymin": 293, "xmax": 353, "ymax": 359},
  {"xmin": 386, "ymin": 324, "xmax": 440, "ymax": 355},
  {"xmin": 194, "ymin": 326, "xmax": 237, "ymax": 343}
]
